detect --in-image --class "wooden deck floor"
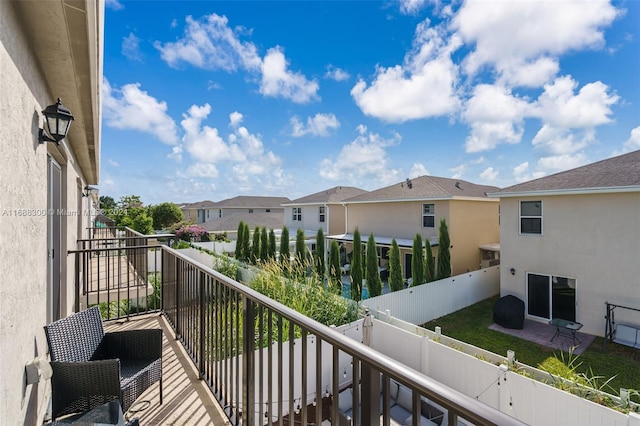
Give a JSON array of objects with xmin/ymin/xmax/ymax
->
[{"xmin": 104, "ymin": 314, "xmax": 229, "ymax": 425}]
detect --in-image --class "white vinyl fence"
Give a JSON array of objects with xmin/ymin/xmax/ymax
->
[{"xmin": 362, "ymin": 265, "xmax": 500, "ymax": 325}]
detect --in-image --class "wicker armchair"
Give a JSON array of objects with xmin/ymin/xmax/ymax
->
[{"xmin": 44, "ymin": 306, "xmax": 162, "ymax": 420}]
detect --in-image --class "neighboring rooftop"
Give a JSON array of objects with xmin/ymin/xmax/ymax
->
[
  {"xmin": 214, "ymin": 195, "xmax": 291, "ymax": 209},
  {"xmin": 344, "ymin": 175, "xmax": 499, "ymax": 203},
  {"xmin": 179, "ymin": 200, "xmax": 217, "ymax": 209},
  {"xmin": 284, "ymin": 186, "xmax": 368, "ymax": 205},
  {"xmin": 493, "ymin": 150, "xmax": 640, "ymax": 196},
  {"xmin": 202, "ymin": 212, "xmax": 284, "ymax": 233}
]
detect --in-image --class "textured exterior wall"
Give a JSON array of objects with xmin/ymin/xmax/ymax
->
[
  {"xmin": 0, "ymin": 3, "xmax": 51, "ymax": 423},
  {"xmin": 499, "ymin": 193, "xmax": 640, "ymax": 336},
  {"xmin": 327, "ymin": 204, "xmax": 347, "ymax": 235},
  {"xmin": 0, "ymin": 2, "xmax": 99, "ymax": 423}
]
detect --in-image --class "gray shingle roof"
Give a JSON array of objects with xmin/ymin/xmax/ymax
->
[
  {"xmin": 343, "ymin": 176, "xmax": 499, "ymax": 203},
  {"xmin": 214, "ymin": 195, "xmax": 290, "ymax": 208},
  {"xmin": 179, "ymin": 200, "xmax": 216, "ymax": 209},
  {"xmin": 495, "ymin": 150, "xmax": 640, "ymax": 194},
  {"xmin": 202, "ymin": 212, "xmax": 284, "ymax": 232},
  {"xmin": 286, "ymin": 186, "xmax": 368, "ymax": 204}
]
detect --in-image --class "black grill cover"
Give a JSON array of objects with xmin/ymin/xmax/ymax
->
[{"xmin": 493, "ymin": 295, "xmax": 525, "ymax": 329}]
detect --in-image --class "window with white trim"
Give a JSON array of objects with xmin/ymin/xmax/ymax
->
[
  {"xmin": 422, "ymin": 204, "xmax": 435, "ymax": 228},
  {"xmin": 292, "ymin": 207, "xmax": 302, "ymax": 222},
  {"xmin": 520, "ymin": 201, "xmax": 542, "ymax": 235},
  {"xmin": 319, "ymin": 206, "xmax": 325, "ymax": 223}
]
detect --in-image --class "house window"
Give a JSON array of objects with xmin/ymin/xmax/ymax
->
[
  {"xmin": 266, "ymin": 209, "xmax": 270, "ymax": 213},
  {"xmin": 520, "ymin": 201, "xmax": 542, "ymax": 234},
  {"xmin": 422, "ymin": 204, "xmax": 435, "ymax": 228},
  {"xmin": 249, "ymin": 209, "xmax": 254, "ymax": 214},
  {"xmin": 319, "ymin": 206, "xmax": 326, "ymax": 223},
  {"xmin": 292, "ymin": 207, "xmax": 302, "ymax": 221},
  {"xmin": 218, "ymin": 209, "xmax": 222, "ymax": 218}
]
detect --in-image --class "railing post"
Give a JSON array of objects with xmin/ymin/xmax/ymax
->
[
  {"xmin": 242, "ymin": 295, "xmax": 255, "ymax": 426},
  {"xmin": 199, "ymin": 271, "xmax": 206, "ymax": 379},
  {"xmin": 74, "ymin": 251, "xmax": 80, "ymax": 313}
]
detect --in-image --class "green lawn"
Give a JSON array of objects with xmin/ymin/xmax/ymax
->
[{"xmin": 421, "ymin": 296, "xmax": 640, "ymax": 396}]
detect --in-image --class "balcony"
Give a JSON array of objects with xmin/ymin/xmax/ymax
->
[{"xmin": 68, "ymin": 228, "xmax": 522, "ymax": 426}]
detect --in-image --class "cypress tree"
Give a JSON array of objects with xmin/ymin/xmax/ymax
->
[
  {"xmin": 437, "ymin": 219, "xmax": 451, "ymax": 279},
  {"xmin": 261, "ymin": 227, "xmax": 268, "ymax": 262},
  {"xmin": 425, "ymin": 238, "xmax": 435, "ymax": 282},
  {"xmin": 242, "ymin": 222, "xmax": 251, "ymax": 262},
  {"xmin": 236, "ymin": 221, "xmax": 245, "ymax": 261},
  {"xmin": 280, "ymin": 226, "xmax": 290, "ymax": 269},
  {"xmin": 252, "ymin": 226, "xmax": 261, "ymax": 263},
  {"xmin": 350, "ymin": 228, "xmax": 363, "ymax": 301},
  {"xmin": 315, "ymin": 228, "xmax": 326, "ymax": 281},
  {"xmin": 388, "ymin": 238, "xmax": 403, "ymax": 292},
  {"xmin": 366, "ymin": 233, "xmax": 382, "ymax": 297},
  {"xmin": 411, "ymin": 233, "xmax": 425, "ymax": 286},
  {"xmin": 268, "ymin": 229, "xmax": 277, "ymax": 260},
  {"xmin": 295, "ymin": 228, "xmax": 306, "ymax": 276},
  {"xmin": 329, "ymin": 240, "xmax": 342, "ymax": 294}
]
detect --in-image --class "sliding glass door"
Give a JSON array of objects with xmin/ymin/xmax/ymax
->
[{"xmin": 527, "ymin": 273, "xmax": 576, "ymax": 322}]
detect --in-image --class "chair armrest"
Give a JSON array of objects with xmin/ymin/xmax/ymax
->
[
  {"xmin": 102, "ymin": 328, "xmax": 163, "ymax": 360},
  {"xmin": 50, "ymin": 359, "xmax": 121, "ymax": 419}
]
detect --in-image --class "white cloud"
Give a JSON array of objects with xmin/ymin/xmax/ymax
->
[
  {"xmin": 181, "ymin": 104, "xmax": 243, "ymax": 163},
  {"xmin": 351, "ymin": 19, "xmax": 460, "ymax": 122},
  {"xmin": 105, "ymin": 0, "xmax": 124, "ymax": 11},
  {"xmin": 409, "ymin": 163, "xmax": 430, "ymax": 178},
  {"xmin": 290, "ymin": 113, "xmax": 340, "ymax": 137},
  {"xmin": 168, "ymin": 145, "xmax": 183, "ymax": 162},
  {"xmin": 155, "ymin": 14, "xmax": 261, "ymax": 71},
  {"xmin": 452, "ymin": 0, "xmax": 620, "ymax": 86},
  {"xmin": 623, "ymin": 126, "xmax": 640, "ymax": 152},
  {"xmin": 463, "ymin": 84, "xmax": 530, "ymax": 152},
  {"xmin": 229, "ymin": 111, "xmax": 243, "ymax": 127},
  {"xmin": 479, "ymin": 166, "xmax": 498, "ymax": 182},
  {"xmin": 512, "ymin": 161, "xmax": 547, "ymax": 183},
  {"xmin": 186, "ymin": 162, "xmax": 219, "ymax": 178},
  {"xmin": 260, "ymin": 47, "xmax": 319, "ymax": 103},
  {"xmin": 122, "ymin": 33, "xmax": 142, "ymax": 61},
  {"xmin": 325, "ymin": 65, "xmax": 350, "ymax": 82},
  {"xmin": 102, "ymin": 78, "xmax": 179, "ymax": 145},
  {"xmin": 107, "ymin": 158, "xmax": 119, "ymax": 167},
  {"xmin": 537, "ymin": 153, "xmax": 588, "ymax": 172},
  {"xmin": 450, "ymin": 164, "xmax": 466, "ymax": 179},
  {"xmin": 319, "ymin": 128, "xmax": 401, "ymax": 187},
  {"xmin": 399, "ymin": 0, "xmax": 428, "ymax": 15},
  {"xmin": 532, "ymin": 76, "xmax": 619, "ymax": 129},
  {"xmin": 155, "ymin": 14, "xmax": 318, "ymax": 103}
]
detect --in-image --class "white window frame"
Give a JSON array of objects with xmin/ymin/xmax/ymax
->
[
  {"xmin": 422, "ymin": 203, "xmax": 435, "ymax": 228},
  {"xmin": 319, "ymin": 206, "xmax": 326, "ymax": 223},
  {"xmin": 526, "ymin": 272, "xmax": 577, "ymax": 321},
  {"xmin": 292, "ymin": 207, "xmax": 302, "ymax": 222},
  {"xmin": 520, "ymin": 200, "xmax": 543, "ymax": 235}
]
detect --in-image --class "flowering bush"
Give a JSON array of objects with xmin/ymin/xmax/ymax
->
[{"xmin": 175, "ymin": 224, "xmax": 207, "ymax": 242}]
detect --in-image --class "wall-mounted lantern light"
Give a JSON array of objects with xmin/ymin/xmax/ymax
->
[
  {"xmin": 510, "ymin": 268, "xmax": 516, "ymax": 276},
  {"xmin": 82, "ymin": 186, "xmax": 98, "ymax": 198},
  {"xmin": 39, "ymin": 98, "xmax": 74, "ymax": 145}
]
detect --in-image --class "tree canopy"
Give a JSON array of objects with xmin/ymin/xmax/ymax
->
[
  {"xmin": 437, "ymin": 219, "xmax": 451, "ymax": 280},
  {"xmin": 388, "ymin": 238, "xmax": 403, "ymax": 292},
  {"xmin": 366, "ymin": 233, "xmax": 382, "ymax": 297},
  {"xmin": 350, "ymin": 228, "xmax": 363, "ymax": 301},
  {"xmin": 411, "ymin": 233, "xmax": 425, "ymax": 286},
  {"xmin": 150, "ymin": 202, "xmax": 184, "ymax": 230}
]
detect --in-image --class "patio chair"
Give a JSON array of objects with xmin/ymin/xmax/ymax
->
[{"xmin": 44, "ymin": 306, "xmax": 162, "ymax": 420}]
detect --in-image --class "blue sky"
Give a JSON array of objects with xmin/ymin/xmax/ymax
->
[{"xmin": 101, "ymin": 0, "xmax": 640, "ymax": 205}]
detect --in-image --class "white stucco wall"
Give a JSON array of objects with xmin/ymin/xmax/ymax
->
[
  {"xmin": 499, "ymin": 193, "xmax": 640, "ymax": 336},
  {"xmin": 284, "ymin": 204, "xmax": 327, "ymax": 234}
]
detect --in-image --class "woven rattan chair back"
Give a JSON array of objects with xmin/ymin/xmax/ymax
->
[{"xmin": 44, "ymin": 306, "xmax": 105, "ymax": 362}]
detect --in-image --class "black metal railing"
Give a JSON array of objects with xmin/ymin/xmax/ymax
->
[{"xmin": 71, "ymin": 233, "xmax": 523, "ymax": 426}]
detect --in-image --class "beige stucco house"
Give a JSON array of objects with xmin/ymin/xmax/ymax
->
[
  {"xmin": 328, "ymin": 176, "xmax": 500, "ymax": 280},
  {"xmin": 0, "ymin": 1, "xmax": 103, "ymax": 423},
  {"xmin": 489, "ymin": 150, "xmax": 640, "ymax": 336},
  {"xmin": 282, "ymin": 186, "xmax": 368, "ymax": 235},
  {"xmin": 179, "ymin": 200, "xmax": 216, "ymax": 223}
]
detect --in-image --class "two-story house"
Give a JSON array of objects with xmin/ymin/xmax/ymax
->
[
  {"xmin": 282, "ymin": 186, "xmax": 368, "ymax": 235},
  {"xmin": 179, "ymin": 200, "xmax": 217, "ymax": 224},
  {"xmin": 201, "ymin": 195, "xmax": 290, "ymax": 237},
  {"xmin": 490, "ymin": 150, "xmax": 640, "ymax": 336},
  {"xmin": 328, "ymin": 176, "xmax": 500, "ymax": 280},
  {"xmin": 0, "ymin": 1, "xmax": 103, "ymax": 422}
]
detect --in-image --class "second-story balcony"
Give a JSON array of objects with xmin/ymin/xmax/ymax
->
[{"xmin": 64, "ymin": 227, "xmax": 523, "ymax": 426}]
